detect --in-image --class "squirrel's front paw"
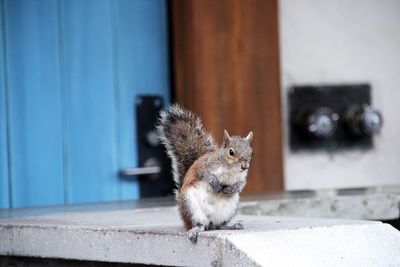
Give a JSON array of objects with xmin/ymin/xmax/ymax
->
[
  {"xmin": 187, "ymin": 228, "xmax": 199, "ymax": 243},
  {"xmin": 187, "ymin": 224, "xmax": 205, "ymax": 244},
  {"xmin": 221, "ymin": 185, "xmax": 236, "ymax": 194},
  {"xmin": 221, "ymin": 180, "xmax": 246, "ymax": 195}
]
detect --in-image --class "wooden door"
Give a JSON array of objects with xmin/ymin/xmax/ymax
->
[{"xmin": 170, "ymin": 0, "xmax": 283, "ymax": 193}]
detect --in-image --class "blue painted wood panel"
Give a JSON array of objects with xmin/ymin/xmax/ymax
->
[
  {"xmin": 0, "ymin": 0, "xmax": 170, "ymax": 207},
  {"xmin": 4, "ymin": 0, "xmax": 65, "ymax": 207},
  {"xmin": 114, "ymin": 0, "xmax": 170, "ymax": 199},
  {"xmin": 61, "ymin": 0, "xmax": 119, "ymax": 203},
  {"xmin": 0, "ymin": 0, "xmax": 10, "ymax": 209}
]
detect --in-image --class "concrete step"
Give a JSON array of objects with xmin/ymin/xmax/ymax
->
[{"xmin": 1, "ymin": 208, "xmax": 400, "ymax": 266}]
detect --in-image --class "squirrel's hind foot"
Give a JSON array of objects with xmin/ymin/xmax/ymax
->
[
  {"xmin": 187, "ymin": 224, "xmax": 205, "ymax": 244},
  {"xmin": 219, "ymin": 222, "xmax": 244, "ymax": 230}
]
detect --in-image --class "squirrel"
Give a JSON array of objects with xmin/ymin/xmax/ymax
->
[{"xmin": 157, "ymin": 104, "xmax": 253, "ymax": 243}]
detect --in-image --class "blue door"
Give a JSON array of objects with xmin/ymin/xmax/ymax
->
[{"xmin": 0, "ymin": 0, "xmax": 170, "ymax": 208}]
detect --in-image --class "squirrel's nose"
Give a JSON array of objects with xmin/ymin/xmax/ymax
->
[{"xmin": 241, "ymin": 162, "xmax": 249, "ymax": 170}]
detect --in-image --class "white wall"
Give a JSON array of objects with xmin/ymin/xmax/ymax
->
[{"xmin": 279, "ymin": 0, "xmax": 400, "ymax": 190}]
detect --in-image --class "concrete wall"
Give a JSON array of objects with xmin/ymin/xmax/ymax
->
[{"xmin": 279, "ymin": 0, "xmax": 400, "ymax": 190}]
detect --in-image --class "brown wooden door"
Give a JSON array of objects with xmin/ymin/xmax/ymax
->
[{"xmin": 170, "ymin": 0, "xmax": 283, "ymax": 193}]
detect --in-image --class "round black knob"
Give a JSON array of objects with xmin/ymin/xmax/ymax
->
[
  {"xmin": 346, "ymin": 104, "xmax": 383, "ymax": 136},
  {"xmin": 301, "ymin": 107, "xmax": 339, "ymax": 139}
]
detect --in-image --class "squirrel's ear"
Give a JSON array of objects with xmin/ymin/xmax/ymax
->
[
  {"xmin": 245, "ymin": 131, "xmax": 253, "ymax": 144},
  {"xmin": 223, "ymin": 130, "xmax": 231, "ymax": 147}
]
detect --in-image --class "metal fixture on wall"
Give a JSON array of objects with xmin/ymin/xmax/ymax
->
[
  {"xmin": 296, "ymin": 107, "xmax": 339, "ymax": 139},
  {"xmin": 289, "ymin": 84, "xmax": 383, "ymax": 151},
  {"xmin": 345, "ymin": 104, "xmax": 383, "ymax": 137},
  {"xmin": 119, "ymin": 95, "xmax": 173, "ymax": 197}
]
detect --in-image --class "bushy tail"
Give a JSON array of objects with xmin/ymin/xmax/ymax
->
[{"xmin": 157, "ymin": 104, "xmax": 217, "ymax": 189}]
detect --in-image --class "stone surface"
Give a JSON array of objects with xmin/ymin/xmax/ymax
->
[
  {"xmin": 228, "ymin": 224, "xmax": 400, "ymax": 267},
  {"xmin": 240, "ymin": 189, "xmax": 400, "ymax": 220},
  {"xmin": 0, "ymin": 197, "xmax": 176, "ymax": 219},
  {"xmin": 1, "ymin": 209, "xmax": 400, "ymax": 266},
  {"xmin": 2, "ymin": 186, "xmax": 399, "ymax": 222}
]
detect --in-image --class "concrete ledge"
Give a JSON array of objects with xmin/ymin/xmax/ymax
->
[
  {"xmin": 228, "ymin": 224, "xmax": 400, "ymax": 266},
  {"xmin": 2, "ymin": 186, "xmax": 400, "ymax": 221},
  {"xmin": 1, "ymin": 209, "xmax": 400, "ymax": 266},
  {"xmin": 241, "ymin": 190, "xmax": 400, "ymax": 220}
]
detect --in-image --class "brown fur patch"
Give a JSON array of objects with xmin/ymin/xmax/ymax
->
[
  {"xmin": 178, "ymin": 161, "xmax": 203, "ymax": 230},
  {"xmin": 178, "ymin": 193, "xmax": 193, "ymax": 230},
  {"xmin": 180, "ymin": 162, "xmax": 201, "ymax": 193}
]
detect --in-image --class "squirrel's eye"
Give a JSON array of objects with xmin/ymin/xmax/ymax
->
[{"xmin": 229, "ymin": 148, "xmax": 235, "ymax": 156}]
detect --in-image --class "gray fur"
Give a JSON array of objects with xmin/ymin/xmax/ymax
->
[
  {"xmin": 221, "ymin": 180, "xmax": 246, "ymax": 194},
  {"xmin": 200, "ymin": 170, "xmax": 245, "ymax": 195},
  {"xmin": 207, "ymin": 174, "xmax": 223, "ymax": 193},
  {"xmin": 197, "ymin": 165, "xmax": 223, "ymax": 192}
]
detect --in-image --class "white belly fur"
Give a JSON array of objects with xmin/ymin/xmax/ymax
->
[{"xmin": 185, "ymin": 181, "xmax": 239, "ymax": 227}]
